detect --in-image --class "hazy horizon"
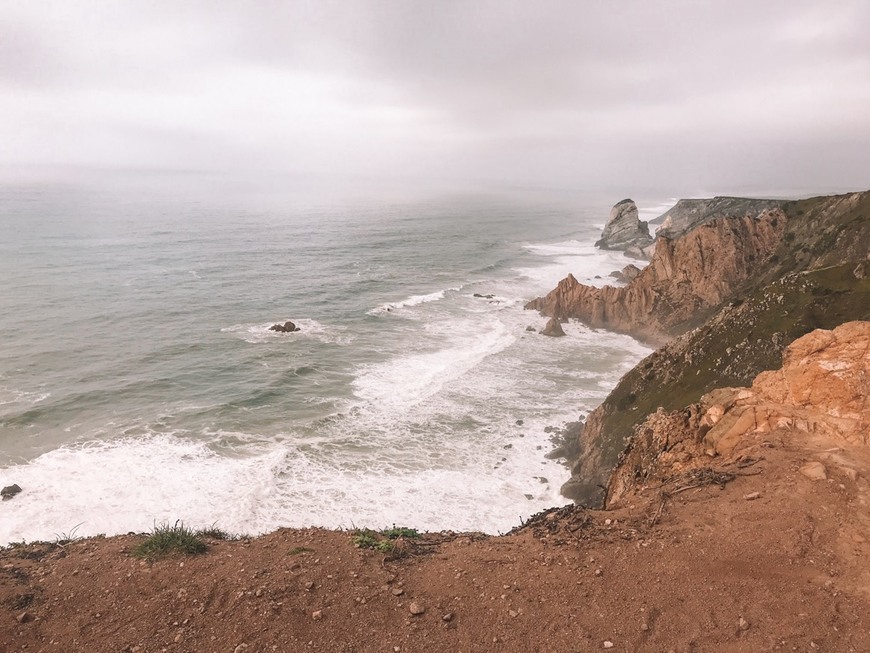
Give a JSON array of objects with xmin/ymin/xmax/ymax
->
[{"xmin": 3, "ymin": 1, "xmax": 869, "ymax": 198}]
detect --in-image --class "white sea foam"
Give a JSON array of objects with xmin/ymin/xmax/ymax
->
[
  {"xmin": 221, "ymin": 318, "xmax": 350, "ymax": 344},
  {"xmin": 352, "ymin": 318, "xmax": 514, "ymax": 410},
  {"xmin": 517, "ymin": 240, "xmax": 645, "ymax": 289},
  {"xmin": 0, "ymin": 294, "xmax": 652, "ymax": 545},
  {"xmin": 0, "ymin": 386, "xmax": 51, "ymax": 414},
  {"xmin": 367, "ymin": 287, "xmax": 461, "ymax": 315},
  {"xmin": 0, "ymin": 428, "xmax": 564, "ymax": 543}
]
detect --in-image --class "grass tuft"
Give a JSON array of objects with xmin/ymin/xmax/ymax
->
[
  {"xmin": 352, "ymin": 525, "xmax": 420, "ymax": 555},
  {"xmin": 289, "ymin": 546, "xmax": 314, "ymax": 556},
  {"xmin": 54, "ymin": 523, "xmax": 85, "ymax": 546},
  {"xmin": 132, "ymin": 521, "xmax": 207, "ymax": 559},
  {"xmin": 381, "ymin": 526, "xmax": 420, "ymax": 540},
  {"xmin": 195, "ymin": 525, "xmax": 232, "ymax": 540}
]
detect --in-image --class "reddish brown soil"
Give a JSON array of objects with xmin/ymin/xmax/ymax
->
[{"xmin": 3, "ymin": 434, "xmax": 870, "ymax": 653}]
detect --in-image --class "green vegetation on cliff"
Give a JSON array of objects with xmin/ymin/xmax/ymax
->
[{"xmin": 563, "ymin": 190, "xmax": 870, "ymax": 507}]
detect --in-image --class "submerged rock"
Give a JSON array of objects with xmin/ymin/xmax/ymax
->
[
  {"xmin": 269, "ymin": 321, "xmax": 300, "ymax": 333},
  {"xmin": 2, "ymin": 483, "xmax": 22, "ymax": 501}
]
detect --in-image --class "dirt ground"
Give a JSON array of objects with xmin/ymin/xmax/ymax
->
[{"xmin": 3, "ymin": 430, "xmax": 870, "ymax": 653}]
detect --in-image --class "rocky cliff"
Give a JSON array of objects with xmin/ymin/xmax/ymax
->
[
  {"xmin": 555, "ymin": 190, "xmax": 870, "ymax": 506},
  {"xmin": 651, "ymin": 196, "xmax": 785, "ymax": 239},
  {"xmin": 606, "ymin": 320, "xmax": 870, "ymax": 507},
  {"xmin": 527, "ymin": 209, "xmax": 787, "ymax": 344}
]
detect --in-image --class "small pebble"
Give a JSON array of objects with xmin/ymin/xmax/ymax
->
[
  {"xmin": 603, "ymin": 641, "xmax": 614, "ymax": 649},
  {"xmin": 392, "ymin": 588, "xmax": 404, "ymax": 596},
  {"xmin": 409, "ymin": 602, "xmax": 425, "ymax": 616},
  {"xmin": 312, "ymin": 610, "xmax": 323, "ymax": 621},
  {"xmin": 442, "ymin": 613, "xmax": 454, "ymax": 622},
  {"xmin": 743, "ymin": 492, "xmax": 761, "ymax": 501},
  {"xmin": 738, "ymin": 617, "xmax": 749, "ymax": 631}
]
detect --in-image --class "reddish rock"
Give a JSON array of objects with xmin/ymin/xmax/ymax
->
[
  {"xmin": 540, "ymin": 318, "xmax": 566, "ymax": 337},
  {"xmin": 526, "ymin": 210, "xmax": 787, "ymax": 344}
]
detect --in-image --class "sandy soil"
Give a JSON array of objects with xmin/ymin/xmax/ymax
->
[{"xmin": 3, "ymin": 429, "xmax": 870, "ymax": 653}]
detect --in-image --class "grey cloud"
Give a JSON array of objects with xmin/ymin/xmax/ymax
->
[{"xmin": 1, "ymin": 0, "xmax": 869, "ymax": 193}]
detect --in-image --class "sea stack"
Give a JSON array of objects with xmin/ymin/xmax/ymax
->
[
  {"xmin": 540, "ymin": 317, "xmax": 566, "ymax": 337},
  {"xmin": 595, "ymin": 199, "xmax": 654, "ymax": 258}
]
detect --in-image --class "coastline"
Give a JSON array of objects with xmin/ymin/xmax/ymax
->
[
  {"xmin": 0, "ymin": 196, "xmax": 652, "ymax": 544},
  {"xmin": 3, "ymin": 188, "xmax": 870, "ymax": 650}
]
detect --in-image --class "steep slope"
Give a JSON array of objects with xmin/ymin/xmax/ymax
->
[
  {"xmin": 651, "ymin": 196, "xmax": 785, "ymax": 238},
  {"xmin": 607, "ymin": 321, "xmax": 870, "ymax": 506},
  {"xmin": 555, "ymin": 190, "xmax": 870, "ymax": 506},
  {"xmin": 526, "ymin": 209, "xmax": 786, "ymax": 344}
]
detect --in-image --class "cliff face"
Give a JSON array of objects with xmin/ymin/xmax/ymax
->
[
  {"xmin": 606, "ymin": 321, "xmax": 870, "ymax": 507},
  {"xmin": 651, "ymin": 196, "xmax": 785, "ymax": 239},
  {"xmin": 526, "ymin": 209, "xmax": 787, "ymax": 344},
  {"xmin": 555, "ymin": 190, "xmax": 870, "ymax": 507}
]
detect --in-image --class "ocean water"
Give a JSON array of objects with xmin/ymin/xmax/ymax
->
[{"xmin": 0, "ymin": 176, "xmax": 654, "ymax": 543}]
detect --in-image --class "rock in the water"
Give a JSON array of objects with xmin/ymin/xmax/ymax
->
[
  {"xmin": 269, "ymin": 321, "xmax": 300, "ymax": 333},
  {"xmin": 595, "ymin": 199, "xmax": 653, "ymax": 254},
  {"xmin": 540, "ymin": 317, "xmax": 566, "ymax": 337},
  {"xmin": 1, "ymin": 484, "xmax": 22, "ymax": 501}
]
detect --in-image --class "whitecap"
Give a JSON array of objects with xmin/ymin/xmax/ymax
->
[
  {"xmin": 352, "ymin": 318, "xmax": 514, "ymax": 411},
  {"xmin": 367, "ymin": 287, "xmax": 461, "ymax": 316}
]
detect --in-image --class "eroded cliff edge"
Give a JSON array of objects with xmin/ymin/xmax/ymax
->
[
  {"xmin": 527, "ymin": 209, "xmax": 786, "ymax": 344},
  {"xmin": 540, "ymin": 190, "xmax": 870, "ymax": 506},
  {"xmin": 607, "ymin": 320, "xmax": 870, "ymax": 508}
]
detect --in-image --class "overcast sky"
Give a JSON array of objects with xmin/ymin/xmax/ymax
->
[{"xmin": 2, "ymin": 0, "xmax": 869, "ymax": 194}]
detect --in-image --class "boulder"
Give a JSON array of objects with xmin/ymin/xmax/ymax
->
[
  {"xmin": 1, "ymin": 483, "xmax": 22, "ymax": 501},
  {"xmin": 609, "ymin": 264, "xmax": 642, "ymax": 283},
  {"xmin": 269, "ymin": 321, "xmax": 300, "ymax": 333},
  {"xmin": 595, "ymin": 199, "xmax": 654, "ymax": 254},
  {"xmin": 540, "ymin": 317, "xmax": 566, "ymax": 337}
]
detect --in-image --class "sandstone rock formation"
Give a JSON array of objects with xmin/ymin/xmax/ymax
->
[
  {"xmin": 552, "ymin": 190, "xmax": 870, "ymax": 507},
  {"xmin": 595, "ymin": 199, "xmax": 653, "ymax": 254},
  {"xmin": 527, "ymin": 210, "xmax": 787, "ymax": 344},
  {"xmin": 608, "ymin": 264, "xmax": 641, "ymax": 284},
  {"xmin": 540, "ymin": 317, "xmax": 566, "ymax": 337},
  {"xmin": 606, "ymin": 321, "xmax": 870, "ymax": 507},
  {"xmin": 651, "ymin": 196, "xmax": 785, "ymax": 239}
]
